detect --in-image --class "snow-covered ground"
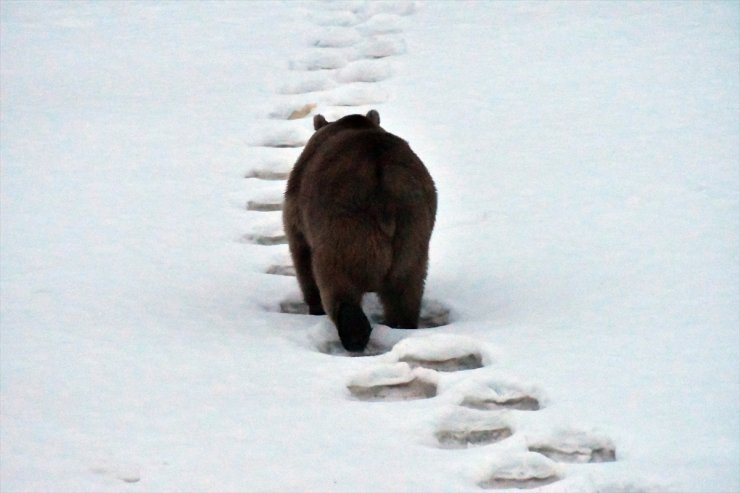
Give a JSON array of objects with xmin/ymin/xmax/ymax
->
[{"xmin": 1, "ymin": 1, "xmax": 738, "ymax": 491}]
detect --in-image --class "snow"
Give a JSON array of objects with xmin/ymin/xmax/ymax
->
[
  {"xmin": 1, "ymin": 1, "xmax": 738, "ymax": 492},
  {"xmin": 278, "ymin": 74, "xmax": 337, "ymax": 95},
  {"xmin": 336, "ymin": 59, "xmax": 394, "ymax": 83},
  {"xmin": 308, "ymin": 26, "xmax": 363, "ymax": 49},
  {"xmin": 323, "ymin": 82, "xmax": 390, "ymax": 106},
  {"xmin": 355, "ymin": 35, "xmax": 407, "ymax": 58},
  {"xmin": 250, "ymin": 122, "xmax": 312, "ymax": 148},
  {"xmin": 476, "ymin": 450, "xmax": 562, "ymax": 487},
  {"xmin": 357, "ymin": 14, "xmax": 407, "ymax": 36},
  {"xmin": 289, "ymin": 48, "xmax": 350, "ymax": 71}
]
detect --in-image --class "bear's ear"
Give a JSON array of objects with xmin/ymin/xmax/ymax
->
[
  {"xmin": 313, "ymin": 114, "xmax": 328, "ymax": 130},
  {"xmin": 366, "ymin": 110, "xmax": 380, "ymax": 126}
]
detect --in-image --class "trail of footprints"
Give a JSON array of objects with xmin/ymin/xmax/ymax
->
[
  {"xmin": 343, "ymin": 335, "xmax": 618, "ymax": 489},
  {"xmin": 241, "ymin": 0, "xmax": 422, "ymax": 296},
  {"xmin": 241, "ymin": 1, "xmax": 617, "ymax": 489},
  {"xmin": 243, "ymin": 1, "xmax": 411, "ymax": 247}
]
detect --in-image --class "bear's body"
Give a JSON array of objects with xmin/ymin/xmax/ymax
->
[{"xmin": 283, "ymin": 110, "xmax": 437, "ymax": 352}]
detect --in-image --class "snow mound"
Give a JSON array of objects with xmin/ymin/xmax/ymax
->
[{"xmin": 477, "ymin": 452, "xmax": 562, "ymax": 490}]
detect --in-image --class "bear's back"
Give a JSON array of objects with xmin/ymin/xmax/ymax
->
[{"xmin": 300, "ymin": 127, "xmax": 429, "ymax": 212}]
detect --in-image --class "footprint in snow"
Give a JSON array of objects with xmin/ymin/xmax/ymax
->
[
  {"xmin": 336, "ymin": 0, "xmax": 416, "ymax": 20},
  {"xmin": 278, "ymin": 294, "xmax": 451, "ymax": 329},
  {"xmin": 356, "ymin": 35, "xmax": 406, "ymax": 59},
  {"xmin": 308, "ymin": 318, "xmax": 401, "ymax": 357},
  {"xmin": 289, "ymin": 49, "xmax": 348, "ymax": 71},
  {"xmin": 90, "ymin": 464, "xmax": 141, "ymax": 484},
  {"xmin": 265, "ymin": 264, "xmax": 296, "ymax": 277},
  {"xmin": 336, "ymin": 59, "xmax": 393, "ymax": 83},
  {"xmin": 308, "ymin": 27, "xmax": 362, "ymax": 48},
  {"xmin": 434, "ymin": 408, "xmax": 513, "ymax": 448},
  {"xmin": 356, "ymin": 13, "xmax": 405, "ymax": 35},
  {"xmin": 278, "ymin": 75, "xmax": 336, "ymax": 95},
  {"xmin": 245, "ymin": 168, "xmax": 290, "ymax": 180},
  {"xmin": 301, "ymin": 306, "xmax": 456, "ymax": 358},
  {"xmin": 247, "ymin": 199, "xmax": 282, "ymax": 212},
  {"xmin": 451, "ymin": 376, "xmax": 544, "ymax": 411},
  {"xmin": 242, "ymin": 233, "xmax": 287, "ymax": 246},
  {"xmin": 357, "ymin": 0, "xmax": 418, "ymax": 17},
  {"xmin": 477, "ymin": 451, "xmax": 562, "ymax": 490},
  {"xmin": 251, "ymin": 123, "xmax": 310, "ymax": 148},
  {"xmin": 323, "ymin": 82, "xmax": 389, "ymax": 106},
  {"xmin": 308, "ymin": 1, "xmax": 415, "ymax": 32},
  {"xmin": 343, "ymin": 334, "xmax": 491, "ymax": 400},
  {"xmin": 244, "ymin": 183, "xmax": 285, "ymax": 212},
  {"xmin": 526, "ymin": 428, "xmax": 616, "ymax": 463},
  {"xmin": 271, "ymin": 4, "xmax": 620, "ymax": 488},
  {"xmin": 347, "ymin": 362, "xmax": 438, "ymax": 401},
  {"xmin": 389, "ymin": 333, "xmax": 486, "ymax": 372},
  {"xmin": 310, "ymin": 10, "xmax": 361, "ymax": 28},
  {"xmin": 241, "ymin": 217, "xmax": 287, "ymax": 246}
]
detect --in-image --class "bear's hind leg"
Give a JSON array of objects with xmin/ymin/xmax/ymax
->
[
  {"xmin": 323, "ymin": 288, "xmax": 371, "ymax": 352},
  {"xmin": 379, "ymin": 275, "xmax": 424, "ymax": 329},
  {"xmin": 287, "ymin": 231, "xmax": 324, "ymax": 315},
  {"xmin": 313, "ymin": 262, "xmax": 372, "ymax": 352}
]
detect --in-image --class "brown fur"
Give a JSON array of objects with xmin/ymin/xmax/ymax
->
[{"xmin": 283, "ymin": 110, "xmax": 437, "ymax": 351}]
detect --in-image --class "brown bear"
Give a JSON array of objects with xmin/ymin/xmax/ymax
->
[{"xmin": 283, "ymin": 110, "xmax": 437, "ymax": 352}]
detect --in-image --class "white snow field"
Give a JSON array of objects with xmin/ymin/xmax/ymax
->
[{"xmin": 1, "ymin": 1, "xmax": 738, "ymax": 492}]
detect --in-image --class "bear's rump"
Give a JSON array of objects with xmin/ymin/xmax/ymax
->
[{"xmin": 306, "ymin": 213, "xmax": 391, "ymax": 290}]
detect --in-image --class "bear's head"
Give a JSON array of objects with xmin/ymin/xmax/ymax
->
[{"xmin": 313, "ymin": 110, "xmax": 381, "ymax": 131}]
